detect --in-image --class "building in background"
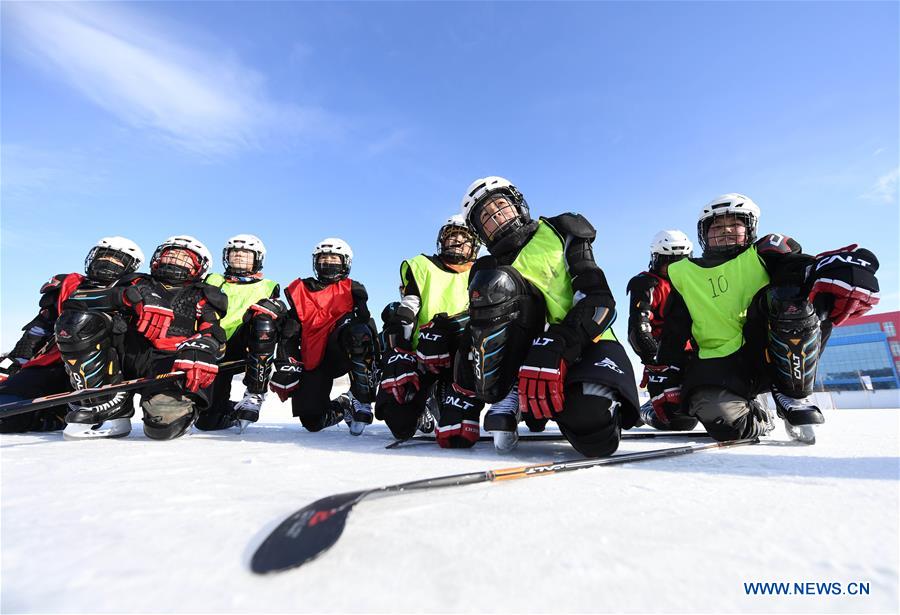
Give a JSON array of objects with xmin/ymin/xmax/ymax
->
[{"xmin": 817, "ymin": 311, "xmax": 900, "ymax": 391}]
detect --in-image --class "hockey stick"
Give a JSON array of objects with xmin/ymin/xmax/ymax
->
[
  {"xmin": 0, "ymin": 360, "xmax": 246, "ymax": 419},
  {"xmin": 251, "ymin": 437, "xmax": 758, "ymax": 574},
  {"xmin": 385, "ymin": 430, "xmax": 712, "ymax": 449}
]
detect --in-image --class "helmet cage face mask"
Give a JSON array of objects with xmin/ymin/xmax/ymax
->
[
  {"xmin": 85, "ymin": 247, "xmax": 138, "ymax": 283},
  {"xmin": 313, "ymin": 253, "xmax": 350, "ymax": 283},
  {"xmin": 152, "ymin": 247, "xmax": 202, "ymax": 283},
  {"xmin": 698, "ymin": 212, "xmax": 757, "ymax": 256},
  {"xmin": 223, "ymin": 247, "xmax": 261, "ymax": 276},
  {"xmin": 437, "ymin": 223, "xmax": 479, "ymax": 264},
  {"xmin": 470, "ymin": 189, "xmax": 530, "ymax": 247}
]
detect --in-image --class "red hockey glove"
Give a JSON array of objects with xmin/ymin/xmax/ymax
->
[
  {"xmin": 808, "ymin": 244, "xmax": 880, "ymax": 326},
  {"xmin": 173, "ymin": 336, "xmax": 220, "ymax": 393},
  {"xmin": 124, "ymin": 286, "xmax": 174, "ymax": 341},
  {"xmin": 518, "ymin": 333, "xmax": 569, "ymax": 419},
  {"xmin": 380, "ymin": 349, "xmax": 420, "ymax": 404},
  {"xmin": 435, "ymin": 420, "xmax": 480, "ymax": 448},
  {"xmin": 646, "ymin": 365, "xmax": 682, "ymax": 424},
  {"xmin": 269, "ymin": 358, "xmax": 303, "ymax": 402}
]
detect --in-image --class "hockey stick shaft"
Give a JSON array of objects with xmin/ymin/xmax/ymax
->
[
  {"xmin": 0, "ymin": 359, "xmax": 246, "ymax": 418},
  {"xmin": 251, "ymin": 437, "xmax": 758, "ymax": 573}
]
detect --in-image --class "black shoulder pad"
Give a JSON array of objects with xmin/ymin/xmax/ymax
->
[
  {"xmin": 40, "ymin": 273, "xmax": 71, "ymax": 294},
  {"xmin": 626, "ymin": 273, "xmax": 659, "ymax": 297},
  {"xmin": 350, "ymin": 280, "xmax": 368, "ymax": 302},
  {"xmin": 270, "ymin": 283, "xmax": 281, "ymax": 299},
  {"xmin": 756, "ymin": 233, "xmax": 801, "ymax": 255},
  {"xmin": 201, "ymin": 284, "xmax": 229, "ymax": 314},
  {"xmin": 544, "ymin": 213, "xmax": 596, "ymax": 241}
]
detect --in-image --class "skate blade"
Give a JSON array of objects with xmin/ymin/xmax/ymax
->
[
  {"xmin": 489, "ymin": 430, "xmax": 519, "ymax": 454},
  {"xmin": 237, "ymin": 420, "xmax": 252, "ymax": 434},
  {"xmin": 784, "ymin": 421, "xmax": 816, "ymax": 445},
  {"xmin": 349, "ymin": 421, "xmax": 368, "ymax": 436},
  {"xmin": 63, "ymin": 418, "xmax": 132, "ymax": 440}
]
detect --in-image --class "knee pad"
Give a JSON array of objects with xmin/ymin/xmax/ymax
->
[
  {"xmin": 689, "ymin": 388, "xmax": 765, "ymax": 441},
  {"xmin": 141, "ymin": 392, "xmax": 196, "ymax": 440},
  {"xmin": 765, "ymin": 286, "xmax": 822, "ymax": 398},
  {"xmin": 467, "ymin": 267, "xmax": 543, "ymax": 402},
  {"xmin": 244, "ymin": 314, "xmax": 278, "ymax": 393},
  {"xmin": 343, "ymin": 322, "xmax": 379, "ymax": 403},
  {"xmin": 556, "ymin": 384, "xmax": 621, "ymax": 457}
]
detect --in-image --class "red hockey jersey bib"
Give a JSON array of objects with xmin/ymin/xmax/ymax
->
[{"xmin": 285, "ymin": 278, "xmax": 354, "ymax": 370}]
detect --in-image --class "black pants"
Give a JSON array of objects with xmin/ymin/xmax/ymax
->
[
  {"xmin": 289, "ymin": 335, "xmax": 352, "ymax": 432},
  {"xmin": 0, "ymin": 364, "xmax": 70, "ymax": 433},
  {"xmin": 196, "ymin": 325, "xmax": 251, "ymax": 431}
]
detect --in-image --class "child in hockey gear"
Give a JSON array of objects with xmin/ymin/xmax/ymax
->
[
  {"xmin": 457, "ymin": 176, "xmax": 641, "ymax": 455},
  {"xmin": 270, "ymin": 238, "xmax": 379, "ymax": 436},
  {"xmin": 54, "ymin": 235, "xmax": 228, "ymax": 440},
  {"xmin": 626, "ymin": 230, "xmax": 697, "ymax": 430},
  {"xmin": 0, "ymin": 237, "xmax": 144, "ymax": 433},
  {"xmin": 196, "ymin": 235, "xmax": 284, "ymax": 430},
  {"xmin": 377, "ymin": 214, "xmax": 484, "ymax": 447},
  {"xmin": 650, "ymin": 193, "xmax": 880, "ymax": 444}
]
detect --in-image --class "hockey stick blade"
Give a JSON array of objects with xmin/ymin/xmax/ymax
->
[
  {"xmin": 251, "ymin": 491, "xmax": 366, "ymax": 573},
  {"xmin": 252, "ymin": 437, "xmax": 757, "ymax": 574}
]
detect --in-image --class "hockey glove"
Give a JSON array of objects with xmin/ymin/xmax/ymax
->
[
  {"xmin": 247, "ymin": 297, "xmax": 286, "ymax": 320},
  {"xmin": 124, "ymin": 286, "xmax": 174, "ymax": 341},
  {"xmin": 380, "ymin": 349, "xmax": 420, "ymax": 404},
  {"xmin": 808, "ymin": 244, "xmax": 880, "ymax": 326},
  {"xmin": 269, "ymin": 358, "xmax": 303, "ymax": 402},
  {"xmin": 518, "ymin": 331, "xmax": 570, "ymax": 419},
  {"xmin": 173, "ymin": 335, "xmax": 220, "ymax": 393},
  {"xmin": 415, "ymin": 317, "xmax": 453, "ymax": 373},
  {"xmin": 646, "ymin": 365, "xmax": 682, "ymax": 424},
  {"xmin": 0, "ymin": 355, "xmax": 24, "ymax": 382}
]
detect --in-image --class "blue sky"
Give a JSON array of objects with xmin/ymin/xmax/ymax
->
[{"xmin": 2, "ymin": 1, "xmax": 898, "ymax": 356}]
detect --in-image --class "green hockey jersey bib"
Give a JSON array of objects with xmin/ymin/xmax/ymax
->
[
  {"xmin": 205, "ymin": 273, "xmax": 278, "ymax": 341},
  {"xmin": 402, "ymin": 255, "xmax": 470, "ymax": 348},
  {"xmin": 667, "ymin": 246, "xmax": 770, "ymax": 359}
]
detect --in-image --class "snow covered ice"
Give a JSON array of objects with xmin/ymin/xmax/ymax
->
[{"xmin": 2, "ymin": 378, "xmax": 898, "ymax": 613}]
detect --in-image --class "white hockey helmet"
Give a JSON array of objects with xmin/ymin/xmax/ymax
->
[
  {"xmin": 437, "ymin": 213, "xmax": 480, "ymax": 264},
  {"xmin": 459, "ymin": 176, "xmax": 530, "ymax": 248},
  {"xmin": 649, "ymin": 230, "xmax": 693, "ymax": 271},
  {"xmin": 85, "ymin": 236, "xmax": 145, "ymax": 282},
  {"xmin": 313, "ymin": 237, "xmax": 353, "ymax": 282},
  {"xmin": 223, "ymin": 233, "xmax": 266, "ymax": 275},
  {"xmin": 697, "ymin": 193, "xmax": 760, "ymax": 255},
  {"xmin": 151, "ymin": 235, "xmax": 212, "ymax": 283}
]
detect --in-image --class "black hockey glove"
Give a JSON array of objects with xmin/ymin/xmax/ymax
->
[
  {"xmin": 415, "ymin": 314, "xmax": 457, "ymax": 374},
  {"xmin": 646, "ymin": 365, "xmax": 682, "ymax": 424},
  {"xmin": 173, "ymin": 335, "xmax": 220, "ymax": 393},
  {"xmin": 808, "ymin": 244, "xmax": 880, "ymax": 326},
  {"xmin": 380, "ymin": 348, "xmax": 420, "ymax": 404},
  {"xmin": 270, "ymin": 358, "xmax": 303, "ymax": 402}
]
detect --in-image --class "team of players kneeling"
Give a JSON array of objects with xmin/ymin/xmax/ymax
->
[{"xmin": 0, "ymin": 178, "xmax": 881, "ymax": 452}]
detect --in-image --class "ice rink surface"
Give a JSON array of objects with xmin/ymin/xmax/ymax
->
[{"xmin": 2, "ymin": 381, "xmax": 898, "ymax": 613}]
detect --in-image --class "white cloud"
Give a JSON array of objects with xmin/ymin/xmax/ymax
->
[
  {"xmin": 861, "ymin": 168, "xmax": 899, "ymax": 205},
  {"xmin": 5, "ymin": 3, "xmax": 328, "ymax": 157}
]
